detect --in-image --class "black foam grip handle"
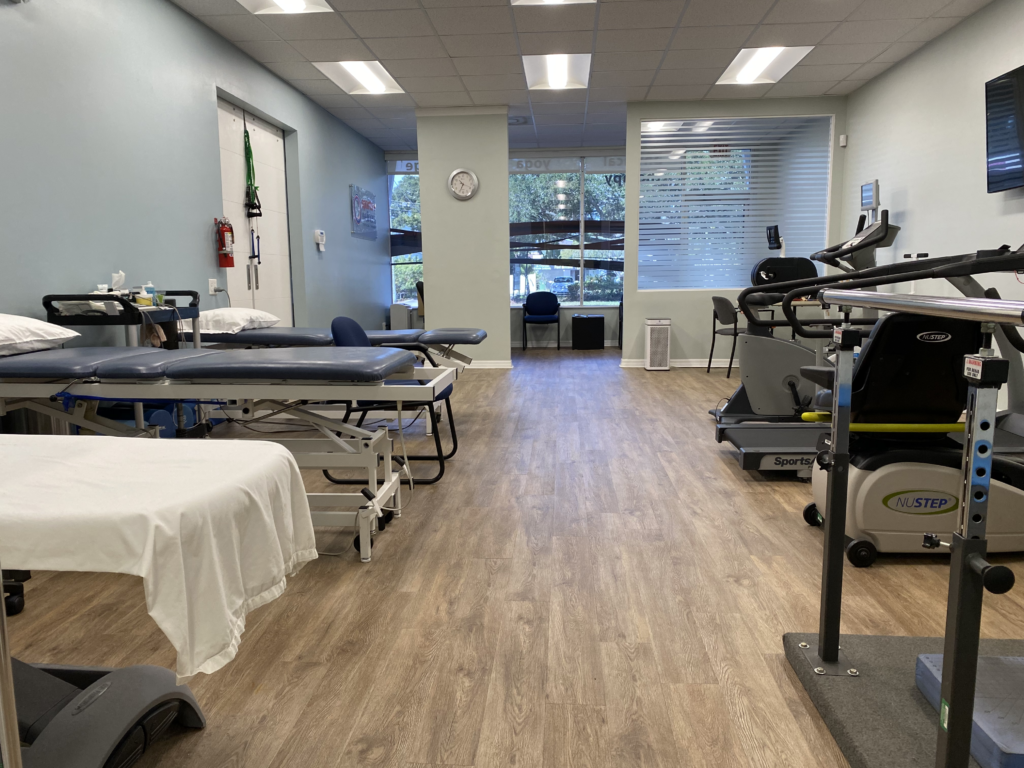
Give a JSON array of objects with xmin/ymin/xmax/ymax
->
[
  {"xmin": 984, "ymin": 565, "xmax": 1015, "ymax": 595},
  {"xmin": 361, "ymin": 488, "xmax": 376, "ymax": 501}
]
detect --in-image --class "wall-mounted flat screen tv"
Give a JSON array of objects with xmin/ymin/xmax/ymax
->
[{"xmin": 986, "ymin": 64, "xmax": 1024, "ymax": 193}]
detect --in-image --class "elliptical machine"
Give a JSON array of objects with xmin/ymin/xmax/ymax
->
[{"xmin": 715, "ymin": 212, "xmax": 900, "ymax": 426}]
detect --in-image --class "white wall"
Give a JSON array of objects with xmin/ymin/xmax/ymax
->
[
  {"xmin": 623, "ymin": 98, "xmax": 848, "ymax": 365},
  {"xmin": 0, "ymin": 0, "xmax": 390, "ymax": 335},
  {"xmin": 417, "ymin": 108, "xmax": 512, "ymax": 366},
  {"xmin": 841, "ymin": 0, "xmax": 1024, "ymax": 407}
]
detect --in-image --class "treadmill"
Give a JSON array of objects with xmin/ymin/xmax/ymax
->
[{"xmin": 715, "ymin": 214, "xmax": 899, "ymax": 476}]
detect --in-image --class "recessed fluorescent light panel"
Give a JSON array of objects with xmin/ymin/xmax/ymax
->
[
  {"xmin": 236, "ymin": 0, "xmax": 333, "ymax": 13},
  {"xmin": 511, "ymin": 0, "xmax": 596, "ymax": 4},
  {"xmin": 313, "ymin": 61, "xmax": 404, "ymax": 95},
  {"xmin": 717, "ymin": 46, "xmax": 814, "ymax": 85},
  {"xmin": 523, "ymin": 54, "xmax": 592, "ymax": 90}
]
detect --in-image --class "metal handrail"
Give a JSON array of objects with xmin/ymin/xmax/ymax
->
[{"xmin": 820, "ymin": 289, "xmax": 1024, "ymax": 326}]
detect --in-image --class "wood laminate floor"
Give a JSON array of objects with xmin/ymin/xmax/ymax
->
[{"xmin": 11, "ymin": 349, "xmax": 1024, "ymax": 767}]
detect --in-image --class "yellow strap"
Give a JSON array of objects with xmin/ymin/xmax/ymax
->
[{"xmin": 800, "ymin": 412, "xmax": 965, "ymax": 432}]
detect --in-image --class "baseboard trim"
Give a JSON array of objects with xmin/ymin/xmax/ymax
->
[
  {"xmin": 514, "ymin": 340, "xmax": 618, "ymax": 349},
  {"xmin": 620, "ymin": 358, "xmax": 735, "ymax": 369},
  {"xmin": 467, "ymin": 360, "xmax": 513, "ymax": 369}
]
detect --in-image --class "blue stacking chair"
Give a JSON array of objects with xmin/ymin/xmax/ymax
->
[
  {"xmin": 522, "ymin": 291, "xmax": 561, "ymax": 350},
  {"xmin": 324, "ymin": 316, "xmax": 457, "ymax": 485}
]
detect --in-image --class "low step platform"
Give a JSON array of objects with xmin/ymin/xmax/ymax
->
[{"xmin": 917, "ymin": 654, "xmax": 1024, "ymax": 768}]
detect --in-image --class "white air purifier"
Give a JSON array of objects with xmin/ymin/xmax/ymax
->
[{"xmin": 645, "ymin": 318, "xmax": 671, "ymax": 371}]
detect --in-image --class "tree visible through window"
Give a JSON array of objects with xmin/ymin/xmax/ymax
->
[{"xmin": 389, "ymin": 174, "xmax": 421, "ymax": 303}]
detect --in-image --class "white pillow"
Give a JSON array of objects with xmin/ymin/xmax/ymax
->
[
  {"xmin": 197, "ymin": 308, "xmax": 280, "ymax": 334},
  {"xmin": 0, "ymin": 314, "xmax": 80, "ymax": 357}
]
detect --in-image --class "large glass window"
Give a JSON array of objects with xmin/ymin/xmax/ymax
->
[
  {"xmin": 509, "ymin": 155, "xmax": 625, "ymax": 306},
  {"xmin": 388, "ymin": 167, "xmax": 421, "ymax": 303},
  {"xmin": 638, "ymin": 117, "xmax": 831, "ymax": 290}
]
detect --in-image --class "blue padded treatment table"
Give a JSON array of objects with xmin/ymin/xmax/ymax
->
[
  {"xmin": 917, "ymin": 654, "xmax": 1024, "ymax": 768},
  {"xmin": 184, "ymin": 327, "xmax": 487, "ymax": 347},
  {"xmin": 0, "ymin": 347, "xmax": 416, "ymax": 383}
]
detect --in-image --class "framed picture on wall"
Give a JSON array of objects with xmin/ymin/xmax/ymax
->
[{"xmin": 350, "ymin": 185, "xmax": 377, "ymax": 241}]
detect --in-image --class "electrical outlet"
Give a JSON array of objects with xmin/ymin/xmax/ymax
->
[{"xmin": 209, "ymin": 278, "xmax": 218, "ymax": 295}]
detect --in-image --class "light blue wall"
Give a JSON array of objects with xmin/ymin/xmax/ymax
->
[{"xmin": 0, "ymin": 0, "xmax": 390, "ymax": 335}]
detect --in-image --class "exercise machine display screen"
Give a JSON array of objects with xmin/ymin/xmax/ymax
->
[{"xmin": 860, "ymin": 180, "xmax": 879, "ymax": 211}]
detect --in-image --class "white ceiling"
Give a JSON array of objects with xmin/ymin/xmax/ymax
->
[{"xmin": 171, "ymin": 0, "xmax": 995, "ymax": 151}]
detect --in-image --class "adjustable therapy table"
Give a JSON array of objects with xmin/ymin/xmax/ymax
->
[
  {"xmin": 188, "ymin": 326, "xmax": 488, "ymax": 367},
  {"xmin": 0, "ymin": 433, "xmax": 315, "ymax": 767},
  {"xmin": 0, "ymin": 346, "xmax": 457, "ymax": 562}
]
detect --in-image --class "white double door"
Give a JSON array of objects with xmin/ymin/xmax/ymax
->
[{"xmin": 217, "ymin": 99, "xmax": 293, "ymax": 325}]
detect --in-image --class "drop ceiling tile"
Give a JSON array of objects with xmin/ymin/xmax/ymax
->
[
  {"xmin": 293, "ymin": 79, "xmax": 348, "ymax": 96},
  {"xmin": 267, "ymin": 62, "xmax": 327, "ymax": 80},
  {"xmin": 508, "ymin": 103, "xmax": 532, "ymax": 115},
  {"xmin": 826, "ymin": 79, "xmax": 868, "ymax": 94},
  {"xmin": 440, "ymin": 34, "xmax": 520, "ymax": 57},
  {"xmin": 514, "ymin": 5, "xmax": 596, "ymax": 32},
  {"xmin": 461, "ymin": 73, "xmax": 527, "ymax": 90},
  {"xmin": 351, "ymin": 93, "xmax": 417, "ymax": 107},
  {"xmin": 705, "ymin": 83, "xmax": 773, "ymax": 98},
  {"xmin": 849, "ymin": 61, "xmax": 894, "ymax": 79},
  {"xmin": 327, "ymin": 107, "xmax": 374, "ymax": 119},
  {"xmin": 801, "ymin": 43, "xmax": 889, "ymax": 64},
  {"xmin": 517, "ymin": 31, "xmax": 594, "ymax": 55},
  {"xmin": 595, "ymin": 28, "xmax": 673, "ymax": 52},
  {"xmin": 587, "ymin": 101, "xmax": 627, "ymax": 113},
  {"xmin": 378, "ymin": 119, "xmax": 419, "ymax": 130},
  {"xmin": 508, "ymin": 125, "xmax": 538, "ymax": 139},
  {"xmin": 653, "ymin": 67, "xmax": 724, "ymax": 85},
  {"xmin": 765, "ymin": 81, "xmax": 838, "ymax": 97},
  {"xmin": 380, "ymin": 58, "xmax": 458, "ymax": 78},
  {"xmin": 823, "ymin": 19, "xmax": 921, "ymax": 44},
  {"xmin": 260, "ymin": 14, "xmax": 356, "ymax": 40},
  {"xmin": 453, "ymin": 56, "xmax": 524, "ymax": 75},
  {"xmin": 470, "ymin": 89, "xmax": 530, "ymax": 105},
  {"xmin": 235, "ymin": 40, "xmax": 307, "ymax": 63},
  {"xmin": 345, "ymin": 10, "xmax": 431, "ymax": 37},
  {"xmin": 646, "ymin": 84, "xmax": 712, "ymax": 100},
  {"xmin": 290, "ymin": 39, "xmax": 374, "ymax": 60},
  {"xmin": 592, "ymin": 51, "xmax": 664, "ymax": 71},
  {"xmin": 328, "ymin": 0, "xmax": 420, "ymax": 9},
  {"xmin": 681, "ymin": 0, "xmax": 775, "ymax": 26},
  {"xmin": 782, "ymin": 63, "xmax": 861, "ymax": 81},
  {"xmin": 598, "ymin": 0, "xmax": 684, "ymax": 29},
  {"xmin": 588, "ymin": 86, "xmax": 651, "ymax": 101},
  {"xmin": 364, "ymin": 105, "xmax": 417, "ymax": 118},
  {"xmin": 412, "ymin": 91, "xmax": 475, "ymax": 107},
  {"xmin": 420, "ymin": 0, "xmax": 508, "ymax": 6},
  {"xmin": 661, "ymin": 48, "xmax": 737, "ymax": 68},
  {"xmin": 535, "ymin": 114, "xmax": 586, "ymax": 125},
  {"xmin": 764, "ymin": 0, "xmax": 863, "ymax": 24},
  {"xmin": 200, "ymin": 15, "xmax": 278, "ymax": 42},
  {"xmin": 669, "ymin": 25, "xmax": 754, "ymax": 49},
  {"xmin": 529, "ymin": 88, "xmax": 588, "ymax": 102},
  {"xmin": 873, "ymin": 40, "xmax": 926, "ymax": 62},
  {"xmin": 312, "ymin": 93, "xmax": 360, "ymax": 108},
  {"xmin": 899, "ymin": 16, "xmax": 961, "ymax": 41},
  {"xmin": 745, "ymin": 22, "xmax": 839, "ymax": 46},
  {"xmin": 935, "ymin": 0, "xmax": 995, "ymax": 16},
  {"xmin": 591, "ymin": 70, "xmax": 657, "ymax": 88},
  {"xmin": 170, "ymin": 0, "xmax": 248, "ymax": 16},
  {"xmin": 848, "ymin": 0, "xmax": 950, "ymax": 20},
  {"xmin": 396, "ymin": 76, "xmax": 467, "ymax": 92},
  {"xmin": 365, "ymin": 36, "xmax": 450, "ymax": 59},
  {"xmin": 585, "ymin": 112, "xmax": 627, "ymax": 125},
  {"xmin": 426, "ymin": 6, "xmax": 514, "ymax": 35},
  {"xmin": 532, "ymin": 102, "xmax": 586, "ymax": 114}
]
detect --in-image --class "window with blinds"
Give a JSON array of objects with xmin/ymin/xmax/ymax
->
[{"xmin": 638, "ymin": 116, "xmax": 833, "ymax": 290}]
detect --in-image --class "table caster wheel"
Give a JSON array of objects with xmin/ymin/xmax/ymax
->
[
  {"xmin": 353, "ymin": 536, "xmax": 373, "ymax": 554},
  {"xmin": 5, "ymin": 594, "xmax": 25, "ymax": 616}
]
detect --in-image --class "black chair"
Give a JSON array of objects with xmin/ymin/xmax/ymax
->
[
  {"xmin": 707, "ymin": 296, "xmax": 743, "ymax": 377},
  {"xmin": 322, "ymin": 316, "xmax": 456, "ymax": 485},
  {"xmin": 523, "ymin": 291, "xmax": 560, "ymax": 350}
]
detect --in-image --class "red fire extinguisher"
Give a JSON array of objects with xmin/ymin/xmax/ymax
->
[{"xmin": 215, "ymin": 217, "xmax": 235, "ymax": 268}]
